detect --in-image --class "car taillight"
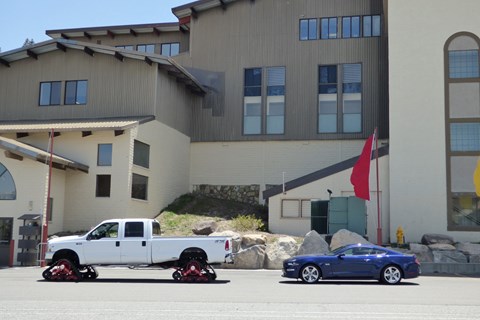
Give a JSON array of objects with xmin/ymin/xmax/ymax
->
[{"xmin": 225, "ymin": 239, "xmax": 230, "ymax": 251}]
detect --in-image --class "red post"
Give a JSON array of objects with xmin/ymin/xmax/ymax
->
[
  {"xmin": 9, "ymin": 239, "xmax": 14, "ymax": 267},
  {"xmin": 40, "ymin": 129, "xmax": 55, "ymax": 267},
  {"xmin": 375, "ymin": 128, "xmax": 382, "ymax": 246}
]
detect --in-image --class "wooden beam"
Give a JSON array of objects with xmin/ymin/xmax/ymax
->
[
  {"xmin": 56, "ymin": 42, "xmax": 67, "ymax": 52},
  {"xmin": 84, "ymin": 46, "xmax": 95, "ymax": 57},
  {"xmin": 114, "ymin": 51, "xmax": 124, "ymax": 62},
  {"xmin": 145, "ymin": 57, "xmax": 153, "ymax": 66},
  {"xmin": 84, "ymin": 32, "xmax": 92, "ymax": 40},
  {"xmin": 60, "ymin": 33, "xmax": 70, "ymax": 39},
  {"xmin": 114, "ymin": 130, "xmax": 124, "ymax": 136},
  {"xmin": 130, "ymin": 29, "xmax": 137, "ymax": 37},
  {"xmin": 82, "ymin": 131, "xmax": 92, "ymax": 137},
  {"xmin": 219, "ymin": 0, "xmax": 227, "ymax": 10},
  {"xmin": 16, "ymin": 132, "xmax": 29, "ymax": 138},
  {"xmin": 0, "ymin": 58, "xmax": 10, "ymax": 67},
  {"xmin": 4, "ymin": 151, "xmax": 23, "ymax": 161},
  {"xmin": 53, "ymin": 132, "xmax": 61, "ymax": 137},
  {"xmin": 107, "ymin": 30, "xmax": 115, "ymax": 39},
  {"xmin": 191, "ymin": 7, "xmax": 198, "ymax": 19},
  {"xmin": 153, "ymin": 28, "xmax": 161, "ymax": 36},
  {"xmin": 26, "ymin": 49, "xmax": 38, "ymax": 60}
]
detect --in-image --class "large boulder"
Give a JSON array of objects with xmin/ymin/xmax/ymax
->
[
  {"xmin": 264, "ymin": 237, "xmax": 298, "ymax": 269},
  {"xmin": 330, "ymin": 229, "xmax": 371, "ymax": 251},
  {"xmin": 421, "ymin": 234, "xmax": 454, "ymax": 245},
  {"xmin": 241, "ymin": 234, "xmax": 267, "ymax": 248},
  {"xmin": 232, "ymin": 245, "xmax": 266, "ymax": 269},
  {"xmin": 432, "ymin": 250, "xmax": 468, "ymax": 263},
  {"xmin": 408, "ymin": 243, "xmax": 433, "ymax": 262},
  {"xmin": 192, "ymin": 220, "xmax": 218, "ymax": 235},
  {"xmin": 455, "ymin": 242, "xmax": 480, "ymax": 256},
  {"xmin": 210, "ymin": 230, "xmax": 241, "ymax": 253},
  {"xmin": 428, "ymin": 243, "xmax": 456, "ymax": 251},
  {"xmin": 297, "ymin": 230, "xmax": 329, "ymax": 255},
  {"xmin": 469, "ymin": 255, "xmax": 480, "ymax": 263}
]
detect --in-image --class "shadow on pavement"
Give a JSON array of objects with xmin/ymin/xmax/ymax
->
[{"xmin": 279, "ymin": 280, "xmax": 419, "ymax": 286}]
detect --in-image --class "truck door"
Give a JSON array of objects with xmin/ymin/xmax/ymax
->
[
  {"xmin": 83, "ymin": 222, "xmax": 121, "ymax": 264},
  {"xmin": 120, "ymin": 221, "xmax": 149, "ymax": 264}
]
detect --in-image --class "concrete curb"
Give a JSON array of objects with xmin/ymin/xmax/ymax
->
[{"xmin": 420, "ymin": 263, "xmax": 480, "ymax": 276}]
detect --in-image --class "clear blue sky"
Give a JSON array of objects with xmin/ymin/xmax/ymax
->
[{"xmin": 0, "ymin": 0, "xmax": 191, "ymax": 52}]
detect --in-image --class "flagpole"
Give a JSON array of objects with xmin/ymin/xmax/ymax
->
[
  {"xmin": 40, "ymin": 129, "xmax": 54, "ymax": 267},
  {"xmin": 375, "ymin": 127, "xmax": 382, "ymax": 246}
]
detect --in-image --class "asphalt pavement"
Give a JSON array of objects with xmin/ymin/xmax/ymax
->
[{"xmin": 0, "ymin": 267, "xmax": 480, "ymax": 320}]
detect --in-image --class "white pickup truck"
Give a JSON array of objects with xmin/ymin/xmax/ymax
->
[{"xmin": 42, "ymin": 218, "xmax": 233, "ymax": 282}]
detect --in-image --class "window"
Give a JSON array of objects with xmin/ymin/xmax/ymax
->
[
  {"xmin": 243, "ymin": 67, "xmax": 286, "ymax": 135},
  {"xmin": 318, "ymin": 64, "xmax": 362, "ymax": 133},
  {"xmin": 137, "ymin": 44, "xmax": 155, "ymax": 53},
  {"xmin": 449, "ymin": 50, "xmax": 479, "ymax": 78},
  {"xmin": 125, "ymin": 222, "xmax": 144, "ymax": 237},
  {"xmin": 445, "ymin": 33, "xmax": 480, "ymax": 230},
  {"xmin": 343, "ymin": 64, "xmax": 362, "ymax": 133},
  {"xmin": 244, "ymin": 68, "xmax": 262, "ymax": 134},
  {"xmin": 65, "ymin": 80, "xmax": 87, "ymax": 105},
  {"xmin": 363, "ymin": 15, "xmax": 381, "ymax": 37},
  {"xmin": 132, "ymin": 173, "xmax": 148, "ymax": 200},
  {"xmin": 321, "ymin": 17, "xmax": 337, "ymax": 39},
  {"xmin": 318, "ymin": 65, "xmax": 338, "ymax": 133},
  {"xmin": 133, "ymin": 140, "xmax": 150, "ymax": 168},
  {"xmin": 300, "ymin": 19, "xmax": 318, "ymax": 40},
  {"xmin": 0, "ymin": 163, "xmax": 16, "ymax": 200},
  {"xmin": 161, "ymin": 43, "xmax": 180, "ymax": 56},
  {"xmin": 96, "ymin": 175, "xmax": 111, "ymax": 197},
  {"xmin": 39, "ymin": 82, "xmax": 61, "ymax": 106},
  {"xmin": 266, "ymin": 67, "xmax": 285, "ymax": 134},
  {"xmin": 97, "ymin": 144, "xmax": 112, "ymax": 166},
  {"xmin": 281, "ymin": 199, "xmax": 311, "ymax": 218},
  {"xmin": 116, "ymin": 45, "xmax": 134, "ymax": 51},
  {"xmin": 152, "ymin": 221, "xmax": 161, "ymax": 236},
  {"xmin": 342, "ymin": 16, "xmax": 360, "ymax": 38},
  {"xmin": 47, "ymin": 197, "xmax": 53, "ymax": 222},
  {"xmin": 90, "ymin": 222, "xmax": 118, "ymax": 239}
]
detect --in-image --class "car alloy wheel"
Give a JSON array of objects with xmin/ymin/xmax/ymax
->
[
  {"xmin": 381, "ymin": 265, "xmax": 402, "ymax": 285},
  {"xmin": 300, "ymin": 264, "xmax": 320, "ymax": 284}
]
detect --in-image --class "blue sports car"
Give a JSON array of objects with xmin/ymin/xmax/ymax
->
[{"xmin": 282, "ymin": 243, "xmax": 420, "ymax": 285}]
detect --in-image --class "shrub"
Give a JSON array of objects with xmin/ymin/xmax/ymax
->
[{"xmin": 232, "ymin": 214, "xmax": 265, "ymax": 232}]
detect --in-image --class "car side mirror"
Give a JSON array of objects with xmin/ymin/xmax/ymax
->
[{"xmin": 337, "ymin": 253, "xmax": 345, "ymax": 259}]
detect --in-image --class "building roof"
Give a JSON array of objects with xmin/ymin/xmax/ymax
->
[
  {"xmin": 0, "ymin": 135, "xmax": 89, "ymax": 173},
  {"xmin": 172, "ymin": 0, "xmax": 239, "ymax": 31},
  {"xmin": 262, "ymin": 145, "xmax": 389, "ymax": 199},
  {"xmin": 0, "ymin": 39, "xmax": 206, "ymax": 95},
  {"xmin": 0, "ymin": 117, "xmax": 153, "ymax": 134},
  {"xmin": 46, "ymin": 22, "xmax": 180, "ymax": 40}
]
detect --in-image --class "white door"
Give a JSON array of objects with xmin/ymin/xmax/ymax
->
[{"xmin": 83, "ymin": 222, "xmax": 121, "ymax": 264}]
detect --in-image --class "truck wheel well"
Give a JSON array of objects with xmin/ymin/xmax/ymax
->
[
  {"xmin": 52, "ymin": 250, "xmax": 80, "ymax": 267},
  {"xmin": 179, "ymin": 247, "xmax": 208, "ymax": 264}
]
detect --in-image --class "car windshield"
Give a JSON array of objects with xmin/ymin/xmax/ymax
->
[{"xmin": 326, "ymin": 245, "xmax": 350, "ymax": 255}]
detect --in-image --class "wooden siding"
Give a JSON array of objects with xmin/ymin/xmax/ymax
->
[
  {"xmin": 186, "ymin": 0, "xmax": 388, "ymax": 141},
  {"xmin": 0, "ymin": 49, "xmax": 157, "ymax": 120}
]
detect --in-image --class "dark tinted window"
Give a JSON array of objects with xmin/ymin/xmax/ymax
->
[{"xmin": 125, "ymin": 222, "xmax": 144, "ymax": 237}]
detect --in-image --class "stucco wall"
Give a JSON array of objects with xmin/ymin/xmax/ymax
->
[
  {"xmin": 190, "ymin": 140, "xmax": 374, "ymax": 199},
  {"xmin": 388, "ymin": 0, "xmax": 480, "ymax": 242}
]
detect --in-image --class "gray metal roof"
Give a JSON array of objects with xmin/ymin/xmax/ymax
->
[
  {"xmin": 46, "ymin": 22, "xmax": 180, "ymax": 39},
  {"xmin": 0, "ymin": 117, "xmax": 153, "ymax": 133},
  {"xmin": 262, "ymin": 145, "xmax": 389, "ymax": 200},
  {"xmin": 173, "ymin": 0, "xmax": 239, "ymax": 18},
  {"xmin": 0, "ymin": 136, "xmax": 89, "ymax": 173},
  {"xmin": 0, "ymin": 39, "xmax": 206, "ymax": 95}
]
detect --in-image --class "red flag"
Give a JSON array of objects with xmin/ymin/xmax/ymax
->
[{"xmin": 350, "ymin": 133, "xmax": 375, "ymax": 200}]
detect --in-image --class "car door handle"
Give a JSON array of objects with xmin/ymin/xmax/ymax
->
[
  {"xmin": 142, "ymin": 241, "xmax": 146, "ymax": 247},
  {"xmin": 364, "ymin": 259, "xmax": 370, "ymax": 262},
  {"xmin": 116, "ymin": 241, "xmax": 120, "ymax": 247}
]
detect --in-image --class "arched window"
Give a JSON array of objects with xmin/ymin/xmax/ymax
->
[
  {"xmin": 445, "ymin": 32, "xmax": 480, "ymax": 231},
  {"xmin": 0, "ymin": 163, "xmax": 16, "ymax": 200}
]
